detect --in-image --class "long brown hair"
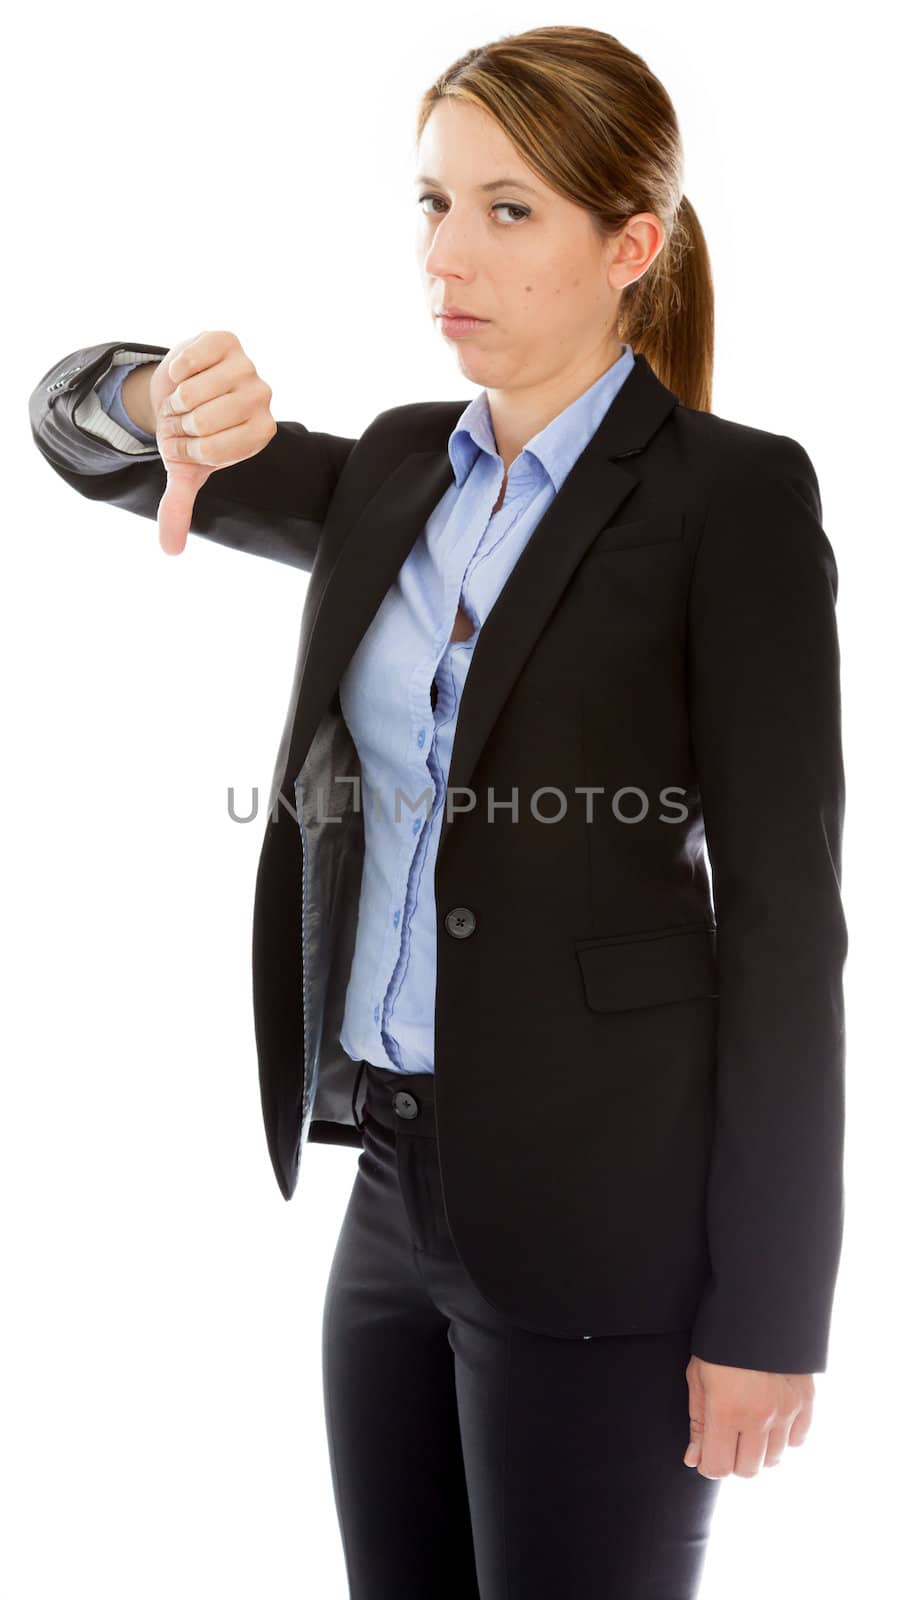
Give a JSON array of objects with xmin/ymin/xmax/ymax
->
[{"xmin": 416, "ymin": 25, "xmax": 714, "ymax": 413}]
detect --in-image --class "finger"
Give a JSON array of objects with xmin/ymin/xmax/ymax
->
[
  {"xmin": 163, "ymin": 384, "xmax": 267, "ymax": 443},
  {"xmin": 788, "ymin": 1393, "xmax": 813, "ymax": 1447},
  {"xmin": 684, "ymin": 1413, "xmax": 705, "ymax": 1468},
  {"xmin": 763, "ymin": 1420, "xmax": 793, "ymax": 1467},
  {"xmin": 159, "ymin": 421, "xmax": 270, "ymax": 470},
  {"xmin": 167, "ymin": 329, "xmax": 237, "ymax": 384},
  {"xmin": 698, "ymin": 1420, "xmax": 740, "ymax": 1480},
  {"xmin": 163, "ymin": 351, "xmax": 256, "ymax": 419},
  {"xmin": 732, "ymin": 1426, "xmax": 769, "ymax": 1477}
]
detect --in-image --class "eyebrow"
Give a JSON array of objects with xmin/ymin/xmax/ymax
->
[{"xmin": 414, "ymin": 174, "xmax": 543, "ymax": 197}]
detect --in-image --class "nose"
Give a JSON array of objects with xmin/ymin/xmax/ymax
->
[{"xmin": 421, "ymin": 211, "xmax": 477, "ymax": 284}]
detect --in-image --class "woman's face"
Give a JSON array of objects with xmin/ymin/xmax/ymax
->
[{"xmin": 414, "ymin": 97, "xmax": 662, "ymax": 394}]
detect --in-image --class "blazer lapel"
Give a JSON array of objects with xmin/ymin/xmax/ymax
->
[
  {"xmin": 280, "ymin": 354, "xmax": 679, "ymax": 847},
  {"xmin": 438, "ymin": 446, "xmax": 648, "ymax": 859},
  {"xmin": 280, "ymin": 447, "xmax": 458, "ymax": 795}
]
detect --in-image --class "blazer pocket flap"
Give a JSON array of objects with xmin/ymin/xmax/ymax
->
[
  {"xmin": 575, "ymin": 926, "xmax": 717, "ymax": 1012},
  {"xmin": 595, "ymin": 512, "xmax": 686, "ymax": 552}
]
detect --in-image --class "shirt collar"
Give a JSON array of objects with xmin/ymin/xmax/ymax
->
[{"xmin": 447, "ymin": 342, "xmax": 635, "ymax": 494}]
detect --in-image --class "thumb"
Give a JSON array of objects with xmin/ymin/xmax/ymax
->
[
  {"xmin": 157, "ymin": 461, "xmax": 212, "ymax": 556},
  {"xmin": 684, "ymin": 1366, "xmax": 706, "ymax": 1468}
]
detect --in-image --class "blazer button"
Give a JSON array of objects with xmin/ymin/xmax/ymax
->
[
  {"xmin": 392, "ymin": 1091, "xmax": 419, "ymax": 1120},
  {"xmin": 46, "ymin": 364, "xmax": 83, "ymax": 392},
  {"xmin": 444, "ymin": 906, "xmax": 476, "ymax": 938}
]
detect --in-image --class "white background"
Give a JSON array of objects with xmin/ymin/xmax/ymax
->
[{"xmin": 6, "ymin": 2, "xmax": 904, "ymax": 1594}]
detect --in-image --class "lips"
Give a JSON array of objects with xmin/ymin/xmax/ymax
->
[{"xmin": 438, "ymin": 306, "xmax": 487, "ymax": 320}]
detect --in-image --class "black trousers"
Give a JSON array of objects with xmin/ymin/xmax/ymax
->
[{"xmin": 321, "ymin": 1062, "xmax": 721, "ymax": 1598}]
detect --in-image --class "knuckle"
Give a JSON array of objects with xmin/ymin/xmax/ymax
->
[
  {"xmin": 224, "ymin": 332, "xmax": 248, "ymax": 368},
  {"xmin": 202, "ymin": 435, "xmax": 224, "ymax": 466},
  {"xmin": 187, "ymin": 331, "xmax": 209, "ymax": 361},
  {"xmin": 172, "ymin": 435, "xmax": 203, "ymax": 465}
]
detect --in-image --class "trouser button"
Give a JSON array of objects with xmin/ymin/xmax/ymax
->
[{"xmin": 391, "ymin": 1091, "xmax": 419, "ymax": 1120}]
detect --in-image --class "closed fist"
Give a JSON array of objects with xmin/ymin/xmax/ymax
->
[{"xmin": 150, "ymin": 330, "xmax": 277, "ymax": 555}]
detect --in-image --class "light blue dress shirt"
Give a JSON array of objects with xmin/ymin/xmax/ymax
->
[
  {"xmin": 337, "ymin": 343, "xmax": 635, "ymax": 1074},
  {"xmin": 97, "ymin": 343, "xmax": 637, "ymax": 1075},
  {"xmin": 95, "ymin": 361, "xmax": 158, "ymax": 444}
]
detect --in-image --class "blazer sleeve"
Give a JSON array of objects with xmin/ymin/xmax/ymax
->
[
  {"xmin": 28, "ymin": 341, "xmax": 358, "ymax": 571},
  {"xmin": 686, "ymin": 435, "xmax": 847, "ymax": 1375}
]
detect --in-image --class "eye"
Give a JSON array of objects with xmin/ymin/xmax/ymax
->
[
  {"xmin": 416, "ymin": 194, "xmax": 530, "ymax": 225},
  {"xmin": 491, "ymin": 202, "xmax": 531, "ymax": 224}
]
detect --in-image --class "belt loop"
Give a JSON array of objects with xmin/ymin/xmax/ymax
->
[{"xmin": 351, "ymin": 1060, "xmax": 366, "ymax": 1132}]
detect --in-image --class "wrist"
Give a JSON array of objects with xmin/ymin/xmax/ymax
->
[{"xmin": 120, "ymin": 362, "xmax": 160, "ymax": 435}]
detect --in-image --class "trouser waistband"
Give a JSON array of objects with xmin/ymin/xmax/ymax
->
[{"xmin": 357, "ymin": 1061, "xmax": 439, "ymax": 1138}]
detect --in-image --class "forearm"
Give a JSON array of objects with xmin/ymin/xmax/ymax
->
[{"xmin": 29, "ymin": 339, "xmax": 360, "ymax": 569}]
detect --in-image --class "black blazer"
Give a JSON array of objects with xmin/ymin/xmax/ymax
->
[{"xmin": 30, "ymin": 341, "xmax": 847, "ymax": 1375}]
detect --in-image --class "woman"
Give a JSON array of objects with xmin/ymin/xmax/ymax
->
[{"xmin": 29, "ymin": 25, "xmax": 846, "ymax": 1599}]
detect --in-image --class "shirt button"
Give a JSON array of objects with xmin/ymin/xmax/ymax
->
[
  {"xmin": 417, "ymin": 728, "xmax": 426, "ymax": 748},
  {"xmin": 373, "ymin": 1004, "xmax": 380, "ymax": 1023},
  {"xmin": 412, "ymin": 818, "xmax": 421, "ymax": 835},
  {"xmin": 393, "ymin": 908, "xmax": 401, "ymax": 927}
]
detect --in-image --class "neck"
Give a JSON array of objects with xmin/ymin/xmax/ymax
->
[{"xmin": 487, "ymin": 336, "xmax": 626, "ymax": 471}]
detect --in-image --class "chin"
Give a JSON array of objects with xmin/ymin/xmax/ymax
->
[{"xmin": 452, "ymin": 350, "xmax": 496, "ymax": 385}]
